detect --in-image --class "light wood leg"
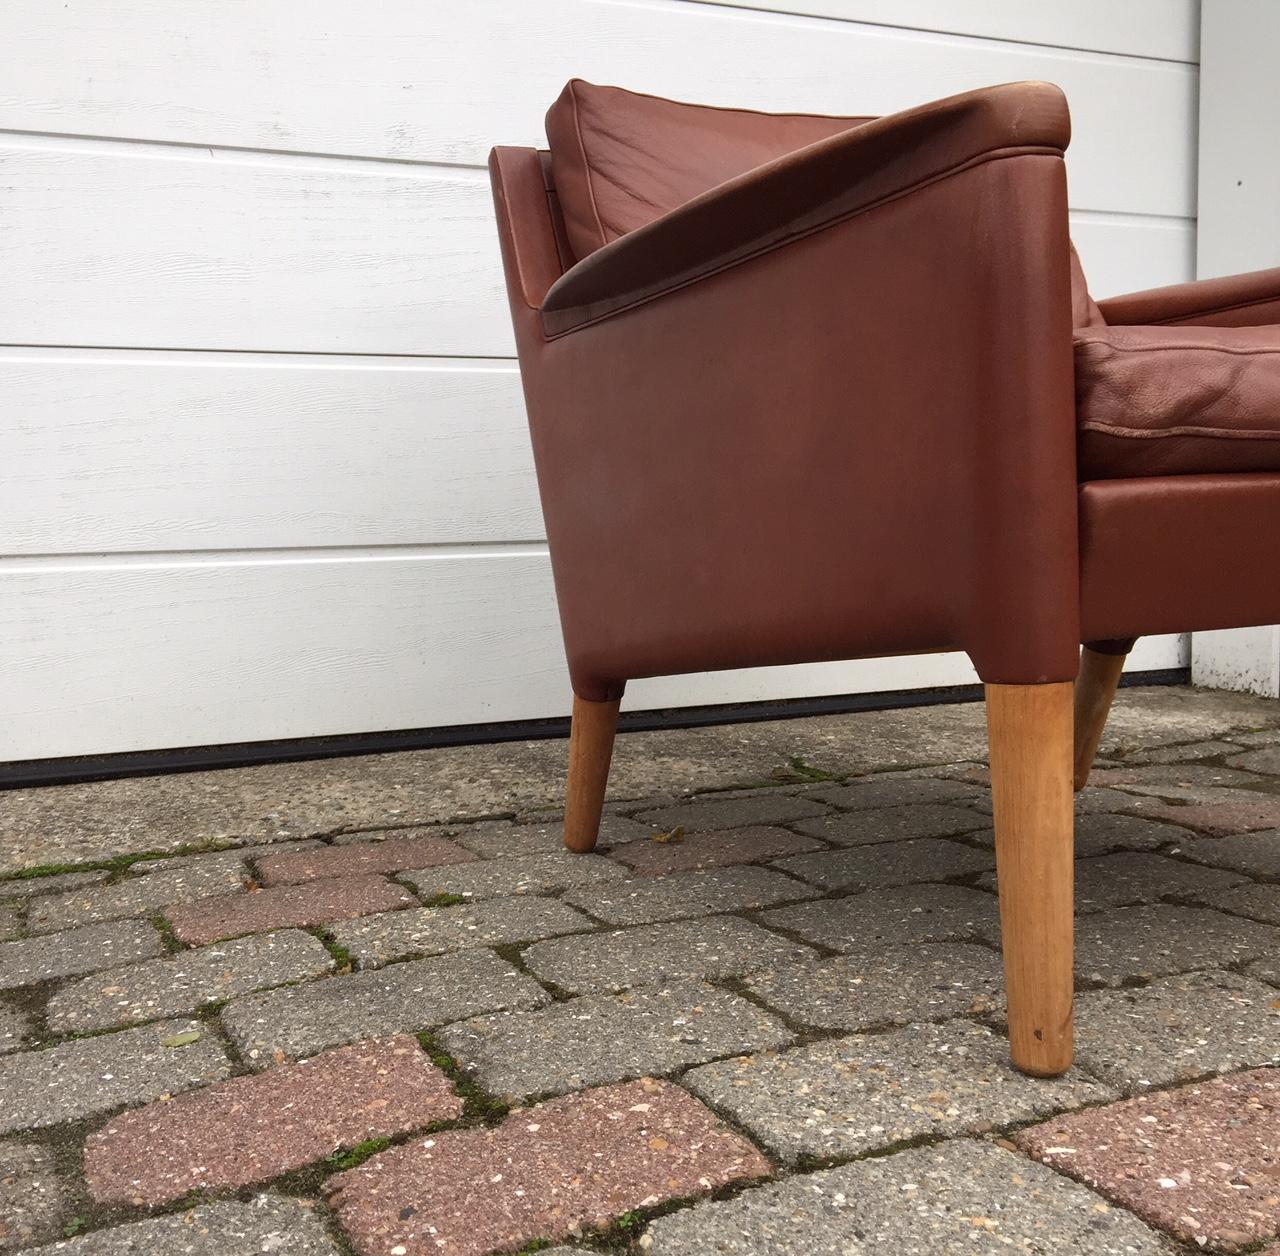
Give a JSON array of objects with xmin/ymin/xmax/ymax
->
[
  {"xmin": 986, "ymin": 682, "xmax": 1074, "ymax": 1077},
  {"xmin": 1073, "ymin": 645, "xmax": 1129, "ymax": 791},
  {"xmin": 563, "ymin": 695, "xmax": 621, "ymax": 853}
]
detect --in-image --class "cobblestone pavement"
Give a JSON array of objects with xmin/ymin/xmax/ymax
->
[{"xmin": 0, "ymin": 685, "xmax": 1278, "ymax": 1254}]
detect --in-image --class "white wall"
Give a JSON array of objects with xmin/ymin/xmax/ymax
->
[
  {"xmin": 0, "ymin": 0, "xmax": 1199, "ymax": 760},
  {"xmin": 1191, "ymin": 0, "xmax": 1280, "ymax": 698}
]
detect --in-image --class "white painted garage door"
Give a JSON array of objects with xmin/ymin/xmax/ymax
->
[{"xmin": 0, "ymin": 1, "xmax": 1198, "ymax": 760}]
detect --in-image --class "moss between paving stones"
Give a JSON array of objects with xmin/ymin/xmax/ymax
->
[{"xmin": 0, "ymin": 839, "xmax": 245, "ymax": 885}]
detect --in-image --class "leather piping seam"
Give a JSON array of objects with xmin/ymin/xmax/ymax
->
[
  {"xmin": 1076, "ymin": 338, "xmax": 1280, "ymax": 357},
  {"xmin": 540, "ymin": 143, "xmax": 1060, "ymax": 339},
  {"xmin": 1080, "ymin": 421, "xmax": 1280, "ymax": 441},
  {"xmin": 567, "ymin": 79, "xmax": 610, "ymax": 253}
]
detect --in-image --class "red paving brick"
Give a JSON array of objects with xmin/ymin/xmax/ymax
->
[
  {"xmin": 1146, "ymin": 800, "xmax": 1280, "ymax": 836},
  {"xmin": 328, "ymin": 1077, "xmax": 772, "ymax": 1256},
  {"xmin": 609, "ymin": 825, "xmax": 823, "ymax": 875},
  {"xmin": 85, "ymin": 1036, "xmax": 461, "ymax": 1205},
  {"xmin": 1016, "ymin": 1068, "xmax": 1280, "ymax": 1252},
  {"xmin": 257, "ymin": 835, "xmax": 477, "ymax": 886},
  {"xmin": 166, "ymin": 876, "xmax": 417, "ymax": 945}
]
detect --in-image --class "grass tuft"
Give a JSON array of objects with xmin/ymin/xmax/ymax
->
[
  {"xmin": 325, "ymin": 1136, "xmax": 393, "ymax": 1173},
  {"xmin": 422, "ymin": 892, "xmax": 468, "ymax": 908}
]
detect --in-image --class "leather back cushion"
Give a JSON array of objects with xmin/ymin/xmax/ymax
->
[{"xmin": 545, "ymin": 79, "xmax": 870, "ymax": 262}]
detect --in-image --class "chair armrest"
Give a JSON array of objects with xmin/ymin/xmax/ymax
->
[
  {"xmin": 541, "ymin": 81, "xmax": 1070, "ymax": 336},
  {"xmin": 1099, "ymin": 267, "xmax": 1280, "ymax": 327}
]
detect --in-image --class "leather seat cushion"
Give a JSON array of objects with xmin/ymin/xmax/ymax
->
[
  {"xmin": 1078, "ymin": 324, "xmax": 1280, "ymax": 479},
  {"xmin": 545, "ymin": 79, "xmax": 869, "ymax": 261}
]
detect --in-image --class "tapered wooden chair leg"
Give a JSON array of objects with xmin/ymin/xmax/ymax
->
[
  {"xmin": 1073, "ymin": 643, "xmax": 1130, "ymax": 791},
  {"xmin": 986, "ymin": 682, "xmax": 1075, "ymax": 1077},
  {"xmin": 563, "ymin": 695, "xmax": 621, "ymax": 853}
]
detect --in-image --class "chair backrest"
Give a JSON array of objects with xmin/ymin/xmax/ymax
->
[
  {"xmin": 540, "ymin": 78, "xmax": 1101, "ymax": 327},
  {"xmin": 544, "ymin": 79, "xmax": 872, "ymax": 263}
]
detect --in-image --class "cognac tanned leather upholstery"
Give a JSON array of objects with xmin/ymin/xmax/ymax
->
[
  {"xmin": 490, "ymin": 80, "xmax": 1280, "ymax": 700},
  {"xmin": 1077, "ymin": 326, "xmax": 1280, "ymax": 479}
]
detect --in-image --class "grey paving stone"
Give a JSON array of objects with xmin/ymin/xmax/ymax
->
[
  {"xmin": 744, "ymin": 942, "xmax": 1004, "ymax": 1030},
  {"xmin": 1171, "ymin": 828, "xmax": 1280, "ymax": 877},
  {"xmin": 683, "ymin": 1019, "xmax": 1111, "ymax": 1163},
  {"xmin": 1123, "ymin": 739, "xmax": 1246, "ymax": 765},
  {"xmin": 1073, "ymin": 785, "xmax": 1162, "ymax": 815},
  {"xmin": 450, "ymin": 815, "xmax": 653, "ymax": 859},
  {"xmin": 760, "ymin": 884, "xmax": 1002, "ymax": 951},
  {"xmin": 977, "ymin": 851, "xmax": 1248, "ymax": 913},
  {"xmin": 1228, "ymin": 728, "xmax": 1280, "ymax": 746},
  {"xmin": 643, "ymin": 1138, "xmax": 1170, "ymax": 1255},
  {"xmin": 684, "ymin": 783, "xmax": 829, "ymax": 802},
  {"xmin": 0, "ymin": 1139, "xmax": 71, "ymax": 1252},
  {"xmin": 970, "ymin": 812, "xmax": 1193, "ymax": 857},
  {"xmin": 1076, "ymin": 904, "xmax": 1280, "ymax": 986},
  {"xmin": 774, "ymin": 838, "xmax": 993, "ymax": 892},
  {"xmin": 1248, "ymin": 954, "xmax": 1280, "ymax": 985},
  {"xmin": 1227, "ymin": 745, "xmax": 1280, "ymax": 774},
  {"xmin": 0, "ymin": 1018, "xmax": 230, "ymax": 1134},
  {"xmin": 634, "ymin": 794, "xmax": 829, "ymax": 833},
  {"xmin": 46, "ymin": 929, "xmax": 334, "ymax": 1034},
  {"xmin": 401, "ymin": 850, "xmax": 625, "ymax": 901},
  {"xmin": 330, "ymin": 896, "xmax": 594, "ymax": 968},
  {"xmin": 131, "ymin": 847, "xmax": 271, "ymax": 874},
  {"xmin": 440, "ymin": 979, "xmax": 793, "ymax": 1101},
  {"xmin": 26, "ymin": 853, "xmax": 249, "ymax": 933},
  {"xmin": 0, "ymin": 870, "xmax": 110, "ymax": 901},
  {"xmin": 608, "ymin": 825, "xmax": 825, "ymax": 875},
  {"xmin": 0, "ymin": 1003, "xmax": 32, "ymax": 1055},
  {"xmin": 0, "ymin": 907, "xmax": 17, "ymax": 942},
  {"xmin": 1201, "ymin": 880, "xmax": 1280, "ymax": 925},
  {"xmin": 329, "ymin": 825, "xmax": 446, "ymax": 846},
  {"xmin": 1073, "ymin": 852, "xmax": 1250, "ymax": 911},
  {"xmin": 561, "ymin": 866, "xmax": 814, "ymax": 927},
  {"xmin": 22, "ymin": 1196, "xmax": 340, "ymax": 1254},
  {"xmin": 0, "ymin": 920, "xmax": 163, "ymax": 991},
  {"xmin": 1074, "ymin": 970, "xmax": 1280, "ymax": 1091},
  {"xmin": 222, "ymin": 949, "xmax": 550, "ymax": 1064},
  {"xmin": 808, "ymin": 775, "xmax": 981, "ymax": 811},
  {"xmin": 1091, "ymin": 763, "xmax": 1268, "ymax": 797},
  {"xmin": 793, "ymin": 803, "xmax": 988, "ymax": 848},
  {"xmin": 522, "ymin": 915, "xmax": 815, "ymax": 994}
]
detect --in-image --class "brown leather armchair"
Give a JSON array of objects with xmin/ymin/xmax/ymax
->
[{"xmin": 490, "ymin": 80, "xmax": 1280, "ymax": 1077}]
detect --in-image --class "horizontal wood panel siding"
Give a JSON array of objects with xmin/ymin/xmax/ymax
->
[
  {"xmin": 0, "ymin": 1, "xmax": 1199, "ymax": 757},
  {"xmin": 0, "ymin": 553, "xmax": 1188, "ymax": 761},
  {"xmin": 0, "ymin": 0, "xmax": 1195, "ymax": 214},
  {"xmin": 689, "ymin": 2, "xmax": 1199, "ymax": 61},
  {"xmin": 3, "ymin": 353, "xmax": 539, "ymax": 552},
  {"xmin": 0, "ymin": 144, "xmax": 511, "ymax": 357}
]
